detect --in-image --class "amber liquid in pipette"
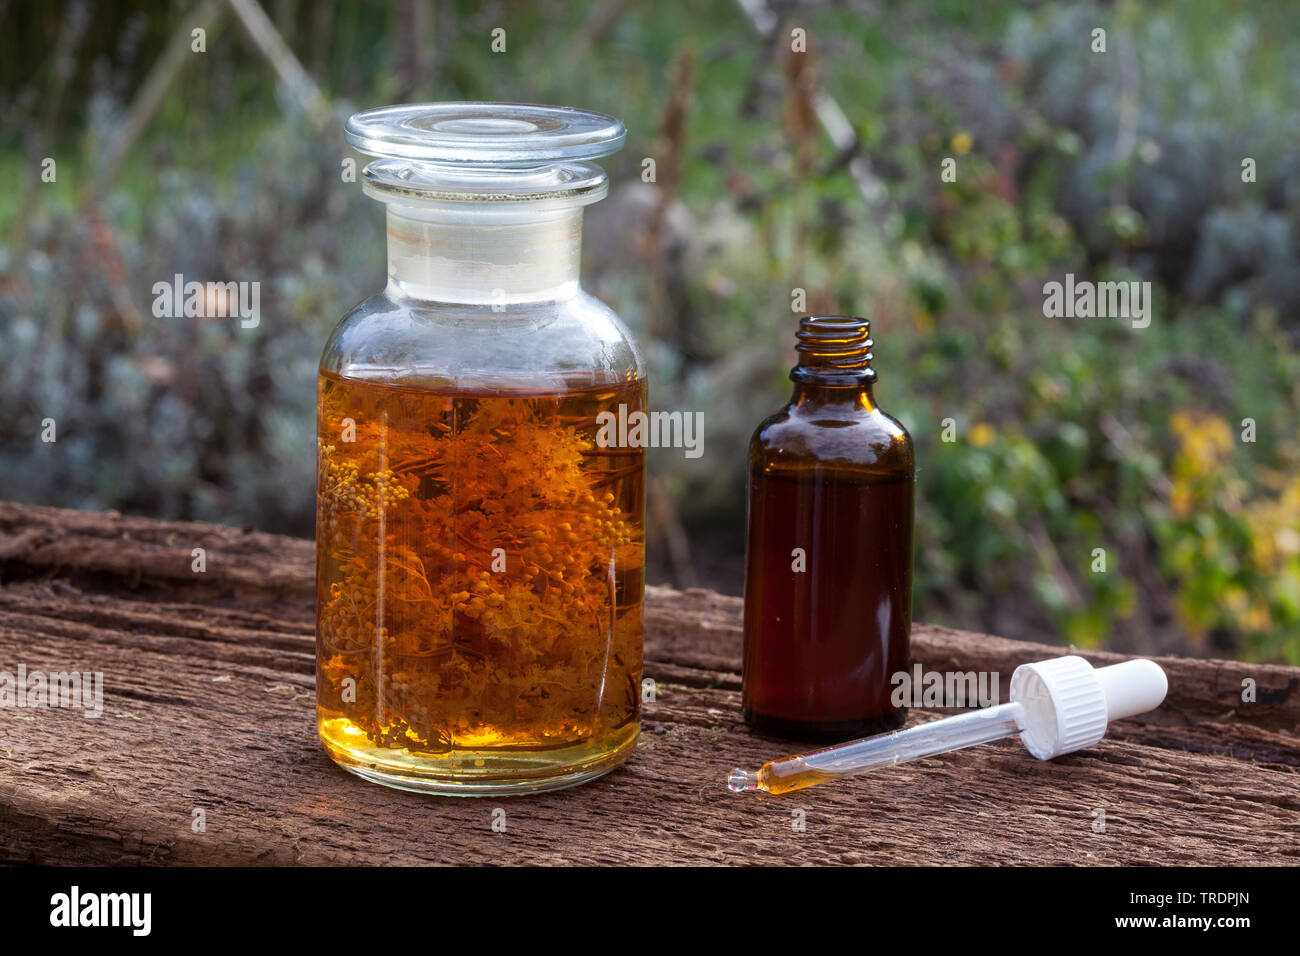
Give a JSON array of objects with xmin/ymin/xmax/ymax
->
[{"xmin": 757, "ymin": 760, "xmax": 838, "ymax": 795}]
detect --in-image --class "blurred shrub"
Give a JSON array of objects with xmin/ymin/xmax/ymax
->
[{"xmin": 1, "ymin": 0, "xmax": 1298, "ymax": 664}]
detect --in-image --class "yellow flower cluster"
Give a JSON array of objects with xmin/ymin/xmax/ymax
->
[
  {"xmin": 314, "ymin": 372, "xmax": 646, "ymax": 754},
  {"xmin": 317, "ymin": 441, "xmax": 410, "ymax": 535}
]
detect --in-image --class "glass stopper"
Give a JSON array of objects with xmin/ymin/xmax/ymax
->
[{"xmin": 344, "ymin": 102, "xmax": 627, "ymax": 167}]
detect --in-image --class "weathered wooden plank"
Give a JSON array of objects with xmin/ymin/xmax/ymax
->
[{"xmin": 0, "ymin": 501, "xmax": 1296, "ymax": 865}]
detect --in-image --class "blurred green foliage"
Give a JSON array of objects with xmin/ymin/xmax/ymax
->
[{"xmin": 1, "ymin": 0, "xmax": 1297, "ymax": 662}]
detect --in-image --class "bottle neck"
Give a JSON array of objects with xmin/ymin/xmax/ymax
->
[
  {"xmin": 789, "ymin": 315, "xmax": 877, "ymax": 405},
  {"xmin": 791, "ymin": 380, "xmax": 876, "ymax": 409},
  {"xmin": 385, "ymin": 204, "xmax": 583, "ymax": 305}
]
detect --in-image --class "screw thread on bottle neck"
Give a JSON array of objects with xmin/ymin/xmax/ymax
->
[{"xmin": 791, "ymin": 315, "xmax": 876, "ymax": 386}]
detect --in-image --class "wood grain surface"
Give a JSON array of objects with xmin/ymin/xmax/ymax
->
[{"xmin": 0, "ymin": 501, "xmax": 1296, "ymax": 865}]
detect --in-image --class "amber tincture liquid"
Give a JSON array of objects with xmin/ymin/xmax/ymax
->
[
  {"xmin": 316, "ymin": 370, "xmax": 645, "ymax": 793},
  {"xmin": 743, "ymin": 316, "xmax": 914, "ymax": 740}
]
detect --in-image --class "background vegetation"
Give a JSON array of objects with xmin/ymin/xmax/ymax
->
[{"xmin": 2, "ymin": 0, "xmax": 1298, "ymax": 662}]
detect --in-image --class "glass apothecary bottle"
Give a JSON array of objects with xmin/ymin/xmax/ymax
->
[
  {"xmin": 742, "ymin": 316, "xmax": 914, "ymax": 740},
  {"xmin": 316, "ymin": 103, "xmax": 645, "ymax": 795}
]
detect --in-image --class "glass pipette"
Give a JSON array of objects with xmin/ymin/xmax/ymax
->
[{"xmin": 729, "ymin": 655, "xmax": 1167, "ymax": 795}]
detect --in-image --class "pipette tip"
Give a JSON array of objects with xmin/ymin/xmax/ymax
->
[{"xmin": 727, "ymin": 768, "xmax": 759, "ymax": 793}]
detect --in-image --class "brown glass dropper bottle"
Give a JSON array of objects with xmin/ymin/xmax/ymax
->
[{"xmin": 742, "ymin": 315, "xmax": 915, "ymax": 740}]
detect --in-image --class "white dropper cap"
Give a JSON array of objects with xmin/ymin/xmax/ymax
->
[{"xmin": 1009, "ymin": 656, "xmax": 1168, "ymax": 759}]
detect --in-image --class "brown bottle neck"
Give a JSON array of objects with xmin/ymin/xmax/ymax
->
[
  {"xmin": 789, "ymin": 315, "xmax": 877, "ymax": 407},
  {"xmin": 791, "ymin": 379, "xmax": 876, "ymax": 410}
]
